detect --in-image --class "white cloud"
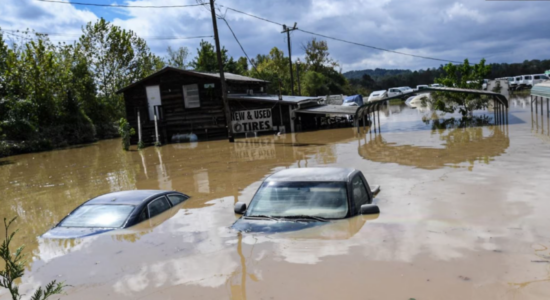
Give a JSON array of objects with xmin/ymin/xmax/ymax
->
[
  {"xmin": 1, "ymin": 0, "xmax": 549, "ymax": 71},
  {"xmin": 443, "ymin": 2, "xmax": 487, "ymax": 24}
]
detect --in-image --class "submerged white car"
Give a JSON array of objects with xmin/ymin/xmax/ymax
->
[{"xmin": 367, "ymin": 90, "xmax": 387, "ymax": 102}]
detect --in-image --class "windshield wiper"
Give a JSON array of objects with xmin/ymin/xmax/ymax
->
[
  {"xmin": 244, "ymin": 215, "xmax": 279, "ymax": 221},
  {"xmin": 278, "ymin": 215, "xmax": 328, "ymax": 222}
]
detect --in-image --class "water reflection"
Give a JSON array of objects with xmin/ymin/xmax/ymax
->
[{"xmin": 359, "ymin": 117, "xmax": 510, "ymax": 170}]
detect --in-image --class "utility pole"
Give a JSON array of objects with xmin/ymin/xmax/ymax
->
[
  {"xmin": 282, "ymin": 23, "xmax": 298, "ymax": 96},
  {"xmin": 296, "ymin": 58, "xmax": 302, "ymax": 96},
  {"xmin": 209, "ymin": 0, "xmax": 234, "ymax": 142}
]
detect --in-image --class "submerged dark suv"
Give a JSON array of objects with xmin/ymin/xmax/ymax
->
[{"xmin": 232, "ymin": 168, "xmax": 380, "ymax": 233}]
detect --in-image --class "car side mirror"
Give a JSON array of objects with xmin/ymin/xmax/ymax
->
[
  {"xmin": 360, "ymin": 204, "xmax": 380, "ymax": 215},
  {"xmin": 234, "ymin": 202, "xmax": 247, "ymax": 214}
]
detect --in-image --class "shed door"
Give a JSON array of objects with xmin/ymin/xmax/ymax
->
[{"xmin": 146, "ymin": 85, "xmax": 161, "ymax": 121}]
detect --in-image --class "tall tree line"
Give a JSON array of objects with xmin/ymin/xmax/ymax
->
[
  {"xmin": 0, "ymin": 20, "xmax": 352, "ymax": 157},
  {"xmin": 347, "ymin": 59, "xmax": 550, "ymax": 94}
]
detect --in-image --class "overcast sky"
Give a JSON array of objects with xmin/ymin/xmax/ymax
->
[{"xmin": 1, "ymin": 0, "xmax": 549, "ymax": 72}]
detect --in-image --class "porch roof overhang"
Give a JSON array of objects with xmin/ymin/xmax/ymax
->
[{"xmin": 296, "ymin": 105, "xmax": 358, "ymax": 115}]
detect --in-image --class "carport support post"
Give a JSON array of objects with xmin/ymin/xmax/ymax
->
[
  {"xmin": 154, "ymin": 112, "xmax": 159, "ymax": 145},
  {"xmin": 209, "ymin": 0, "xmax": 234, "ymax": 143},
  {"xmin": 137, "ymin": 111, "xmax": 142, "ymax": 144}
]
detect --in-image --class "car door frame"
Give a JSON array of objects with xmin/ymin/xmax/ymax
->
[
  {"xmin": 146, "ymin": 195, "xmax": 173, "ymax": 219},
  {"xmin": 166, "ymin": 193, "xmax": 190, "ymax": 206},
  {"xmin": 347, "ymin": 171, "xmax": 374, "ymax": 216}
]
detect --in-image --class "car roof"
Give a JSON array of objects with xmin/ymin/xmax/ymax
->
[
  {"xmin": 85, "ymin": 190, "xmax": 175, "ymax": 205},
  {"xmin": 371, "ymin": 90, "xmax": 386, "ymax": 94},
  {"xmin": 266, "ymin": 168, "xmax": 357, "ymax": 182}
]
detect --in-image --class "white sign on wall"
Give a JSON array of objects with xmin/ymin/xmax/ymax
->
[{"xmin": 231, "ymin": 108, "xmax": 273, "ymax": 133}]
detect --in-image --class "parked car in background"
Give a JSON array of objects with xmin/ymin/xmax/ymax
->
[
  {"xmin": 387, "ymin": 87, "xmax": 404, "ymax": 98},
  {"xmin": 232, "ymin": 168, "xmax": 381, "ymax": 233},
  {"xmin": 430, "ymin": 83, "xmax": 443, "ymax": 88},
  {"xmin": 367, "ymin": 90, "xmax": 387, "ymax": 102},
  {"xmin": 42, "ymin": 190, "xmax": 190, "ymax": 238},
  {"xmin": 416, "ymin": 85, "xmax": 429, "ymax": 91},
  {"xmin": 397, "ymin": 86, "xmax": 414, "ymax": 93}
]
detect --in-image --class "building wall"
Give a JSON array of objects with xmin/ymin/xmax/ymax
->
[{"xmin": 123, "ymin": 70, "xmax": 267, "ymax": 144}]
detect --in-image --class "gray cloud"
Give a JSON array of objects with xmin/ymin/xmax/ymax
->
[{"xmin": 1, "ymin": 0, "xmax": 549, "ymax": 71}]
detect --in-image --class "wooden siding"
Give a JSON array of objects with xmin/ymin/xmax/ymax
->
[{"xmin": 123, "ymin": 69, "xmax": 268, "ymax": 145}]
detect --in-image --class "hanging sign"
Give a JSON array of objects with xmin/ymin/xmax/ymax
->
[{"xmin": 231, "ymin": 108, "xmax": 273, "ymax": 133}]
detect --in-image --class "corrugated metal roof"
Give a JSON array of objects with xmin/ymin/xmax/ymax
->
[
  {"xmin": 192, "ymin": 71, "xmax": 267, "ymax": 83},
  {"xmin": 228, "ymin": 94, "xmax": 323, "ymax": 104},
  {"xmin": 296, "ymin": 105, "xmax": 358, "ymax": 115},
  {"xmin": 531, "ymin": 81, "xmax": 550, "ymax": 98},
  {"xmin": 116, "ymin": 67, "xmax": 267, "ymax": 93}
]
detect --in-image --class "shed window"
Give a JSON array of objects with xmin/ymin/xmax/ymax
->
[{"xmin": 183, "ymin": 84, "xmax": 200, "ymax": 108}]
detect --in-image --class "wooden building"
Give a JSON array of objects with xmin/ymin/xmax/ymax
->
[{"xmin": 117, "ymin": 67, "xmax": 339, "ymax": 144}]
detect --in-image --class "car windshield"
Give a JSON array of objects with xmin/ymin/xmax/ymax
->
[
  {"xmin": 246, "ymin": 181, "xmax": 349, "ymax": 219},
  {"xmin": 60, "ymin": 205, "xmax": 135, "ymax": 228},
  {"xmin": 371, "ymin": 93, "xmax": 380, "ymax": 96}
]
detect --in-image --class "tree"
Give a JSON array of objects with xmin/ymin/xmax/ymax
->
[
  {"xmin": 430, "ymin": 59, "xmax": 492, "ymax": 117},
  {"xmin": 190, "ymin": 40, "xmax": 223, "ymax": 72},
  {"xmin": 303, "ymin": 71, "xmax": 329, "ymax": 96},
  {"xmin": 188, "ymin": 40, "xmax": 247, "ymax": 74},
  {"xmin": 165, "ymin": 46, "xmax": 189, "ymax": 69},
  {"xmin": 79, "ymin": 18, "xmax": 163, "ymax": 127},
  {"xmin": 303, "ymin": 38, "xmax": 338, "ymax": 72},
  {"xmin": 1, "ymin": 217, "xmax": 65, "ymax": 300},
  {"xmin": 249, "ymin": 47, "xmax": 291, "ymax": 94}
]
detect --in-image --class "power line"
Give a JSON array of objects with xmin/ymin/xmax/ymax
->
[
  {"xmin": 220, "ymin": 6, "xmax": 283, "ymax": 26},
  {"xmin": 296, "ymin": 29, "xmax": 461, "ymax": 64},
  {"xmin": 218, "ymin": 18, "xmax": 257, "ymax": 71},
  {"xmin": 35, "ymin": 0, "xmax": 207, "ymax": 8},
  {"xmin": 220, "ymin": 5, "xmax": 461, "ymax": 64},
  {"xmin": 0, "ymin": 29, "xmax": 212, "ymax": 40}
]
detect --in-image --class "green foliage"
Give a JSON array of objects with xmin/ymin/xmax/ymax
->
[
  {"xmin": 303, "ymin": 71, "xmax": 329, "ymax": 96},
  {"xmin": 154, "ymin": 141, "xmax": 161, "ymax": 147},
  {"xmin": 0, "ymin": 20, "xmax": 164, "ymax": 157},
  {"xmin": 137, "ymin": 140, "xmax": 145, "ymax": 149},
  {"xmin": 248, "ymin": 40, "xmax": 349, "ymax": 96},
  {"xmin": 1, "ymin": 217, "xmax": 65, "ymax": 300},
  {"xmin": 189, "ymin": 40, "xmax": 246, "ymax": 75},
  {"xmin": 430, "ymin": 59, "xmax": 492, "ymax": 117},
  {"xmin": 165, "ymin": 46, "xmax": 189, "ymax": 69},
  {"xmin": 79, "ymin": 18, "xmax": 164, "ymax": 130},
  {"xmin": 118, "ymin": 118, "xmax": 135, "ymax": 151}
]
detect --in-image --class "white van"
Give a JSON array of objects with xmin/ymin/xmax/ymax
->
[
  {"xmin": 532, "ymin": 74, "xmax": 549, "ymax": 86},
  {"xmin": 521, "ymin": 75, "xmax": 533, "ymax": 87},
  {"xmin": 508, "ymin": 77, "xmax": 517, "ymax": 89},
  {"xmin": 516, "ymin": 76, "xmax": 524, "ymax": 87},
  {"xmin": 367, "ymin": 90, "xmax": 387, "ymax": 102}
]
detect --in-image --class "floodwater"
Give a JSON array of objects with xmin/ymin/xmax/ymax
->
[{"xmin": 1, "ymin": 96, "xmax": 550, "ymax": 299}]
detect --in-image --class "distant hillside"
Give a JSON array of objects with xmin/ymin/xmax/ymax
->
[{"xmin": 343, "ymin": 68, "xmax": 412, "ymax": 79}]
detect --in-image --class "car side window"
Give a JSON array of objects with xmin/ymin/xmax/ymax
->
[
  {"xmin": 137, "ymin": 208, "xmax": 148, "ymax": 222},
  {"xmin": 148, "ymin": 196, "xmax": 171, "ymax": 219},
  {"xmin": 167, "ymin": 194, "xmax": 189, "ymax": 206},
  {"xmin": 352, "ymin": 175, "xmax": 370, "ymax": 211}
]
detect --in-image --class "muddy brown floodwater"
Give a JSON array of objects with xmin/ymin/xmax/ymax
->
[{"xmin": 1, "ymin": 96, "xmax": 550, "ymax": 300}]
